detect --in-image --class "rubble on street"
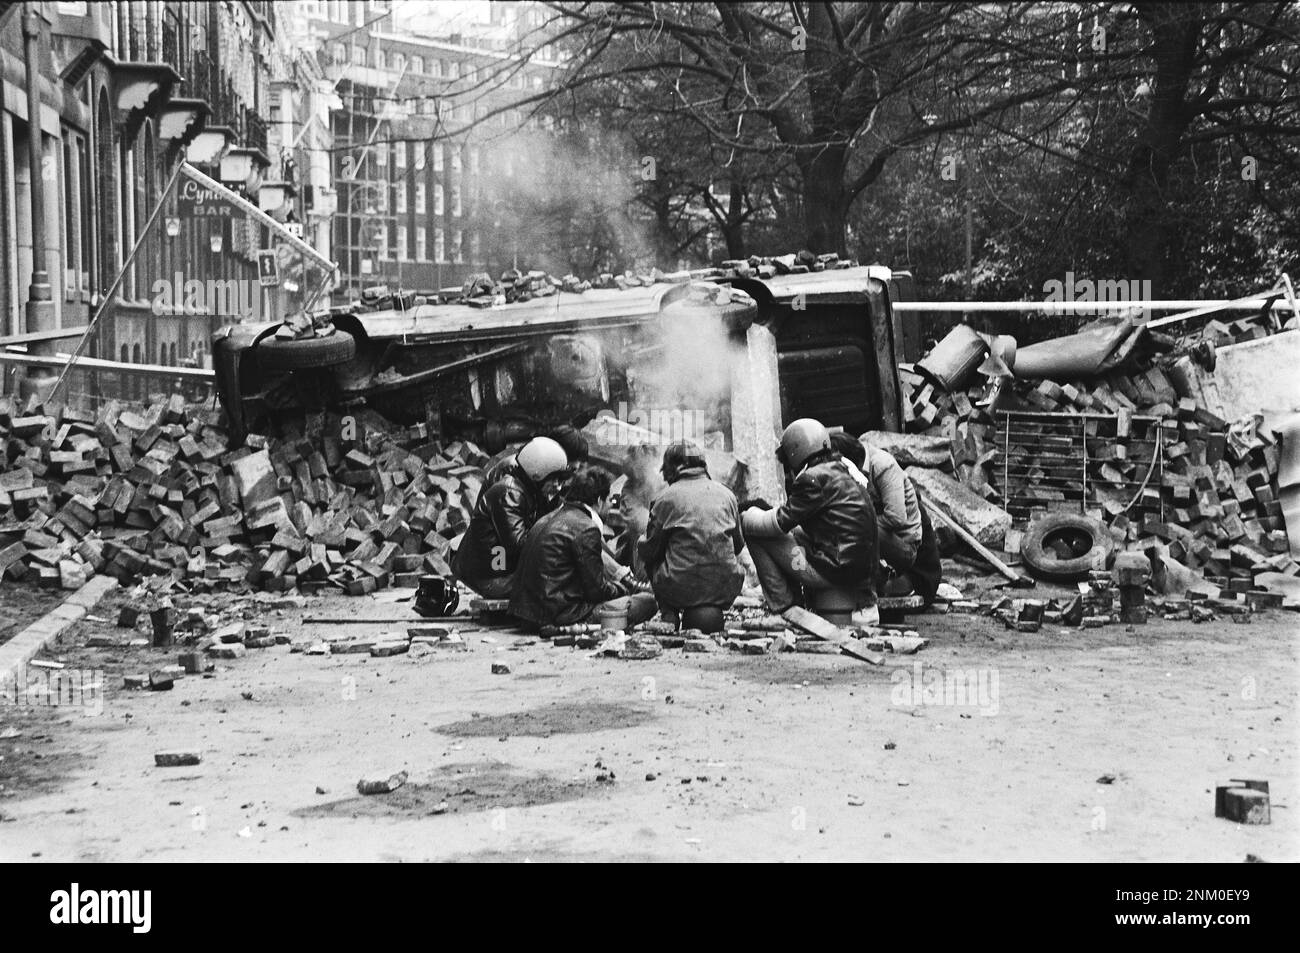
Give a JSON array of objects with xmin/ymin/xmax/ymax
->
[
  {"xmin": 0, "ymin": 397, "xmax": 487, "ymax": 597},
  {"xmin": 891, "ymin": 308, "xmax": 1298, "ymax": 610}
]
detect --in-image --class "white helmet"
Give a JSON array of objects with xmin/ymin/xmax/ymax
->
[{"xmin": 516, "ymin": 436, "xmax": 569, "ymax": 483}]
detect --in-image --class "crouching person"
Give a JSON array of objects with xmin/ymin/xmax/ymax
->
[
  {"xmin": 638, "ymin": 441, "xmax": 744, "ymax": 629},
  {"xmin": 451, "ymin": 436, "xmax": 570, "ymax": 598},
  {"xmin": 829, "ymin": 432, "xmax": 943, "ymax": 606},
  {"xmin": 741, "ymin": 418, "xmax": 878, "ymax": 616},
  {"xmin": 510, "ymin": 466, "xmax": 658, "ymax": 629}
]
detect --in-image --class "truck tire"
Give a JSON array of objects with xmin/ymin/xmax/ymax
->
[
  {"xmin": 258, "ymin": 331, "xmax": 356, "ymax": 371},
  {"xmin": 1021, "ymin": 513, "xmax": 1113, "ymax": 582}
]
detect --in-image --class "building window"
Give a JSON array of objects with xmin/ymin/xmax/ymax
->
[
  {"xmin": 451, "ymin": 183, "xmax": 461, "ymax": 217},
  {"xmin": 396, "ymin": 185, "xmax": 407, "ymax": 214},
  {"xmin": 391, "ymin": 52, "xmax": 405, "ymax": 73},
  {"xmin": 396, "ymin": 225, "xmax": 408, "ymax": 261},
  {"xmin": 451, "ymin": 148, "xmax": 462, "ymax": 173},
  {"xmin": 434, "ymin": 144, "xmax": 444, "ymax": 172},
  {"xmin": 452, "ymin": 229, "xmax": 463, "ymax": 263},
  {"xmin": 448, "ymin": 60, "xmax": 459, "ymax": 79},
  {"xmin": 376, "ymin": 143, "xmax": 387, "ymax": 167},
  {"xmin": 395, "ymin": 144, "xmax": 406, "ymax": 169},
  {"xmin": 470, "ymin": 231, "xmax": 481, "ymax": 261},
  {"xmin": 410, "ymin": 56, "xmax": 423, "ymax": 74},
  {"xmin": 378, "ymin": 226, "xmax": 389, "ymax": 260},
  {"xmin": 332, "ymin": 43, "xmax": 346, "ymax": 63},
  {"xmin": 434, "ymin": 183, "xmax": 444, "ymax": 215},
  {"xmin": 415, "ymin": 147, "xmax": 425, "ymax": 171},
  {"xmin": 415, "ymin": 182, "xmax": 426, "ymax": 211},
  {"xmin": 352, "ymin": 45, "xmax": 365, "ymax": 65},
  {"xmin": 416, "ymin": 226, "xmax": 426, "ymax": 261},
  {"xmin": 432, "ymin": 58, "xmax": 443, "ymax": 77},
  {"xmin": 375, "ymin": 48, "xmax": 385, "ymax": 70},
  {"xmin": 435, "ymin": 227, "xmax": 445, "ymax": 262}
]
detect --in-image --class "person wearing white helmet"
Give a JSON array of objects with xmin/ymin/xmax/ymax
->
[
  {"xmin": 452, "ymin": 436, "xmax": 570, "ymax": 598},
  {"xmin": 740, "ymin": 418, "xmax": 879, "ymax": 615}
]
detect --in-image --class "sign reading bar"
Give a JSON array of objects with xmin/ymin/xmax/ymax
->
[{"xmin": 178, "ymin": 178, "xmax": 235, "ymax": 218}]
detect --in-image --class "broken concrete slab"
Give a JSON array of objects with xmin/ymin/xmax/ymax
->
[{"xmin": 906, "ymin": 467, "xmax": 1011, "ymax": 548}]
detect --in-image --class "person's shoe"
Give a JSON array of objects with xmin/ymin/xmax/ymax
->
[
  {"xmin": 883, "ymin": 574, "xmax": 916, "ymax": 597},
  {"xmin": 851, "ymin": 604, "xmax": 880, "ymax": 627}
]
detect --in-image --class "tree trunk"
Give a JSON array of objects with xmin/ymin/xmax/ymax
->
[
  {"xmin": 798, "ymin": 144, "xmax": 849, "ymax": 255},
  {"xmin": 722, "ymin": 181, "xmax": 746, "ymax": 258},
  {"xmin": 1120, "ymin": 5, "xmax": 1201, "ymax": 295}
]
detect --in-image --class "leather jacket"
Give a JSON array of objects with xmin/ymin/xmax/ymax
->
[
  {"xmin": 774, "ymin": 454, "xmax": 878, "ymax": 587},
  {"xmin": 509, "ymin": 502, "xmax": 623, "ymax": 626},
  {"xmin": 452, "ymin": 468, "xmax": 541, "ymax": 582}
]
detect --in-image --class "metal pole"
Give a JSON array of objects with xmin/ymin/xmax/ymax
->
[
  {"xmin": 1080, "ymin": 417, "xmax": 1087, "ymax": 515},
  {"xmin": 51, "ymin": 161, "xmax": 187, "ymax": 399},
  {"xmin": 891, "ymin": 300, "xmax": 1295, "ymax": 313}
]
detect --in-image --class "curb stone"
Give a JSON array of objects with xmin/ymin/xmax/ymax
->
[{"xmin": 0, "ymin": 576, "xmax": 119, "ymax": 690}]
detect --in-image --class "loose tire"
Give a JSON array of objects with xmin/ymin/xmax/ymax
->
[
  {"xmin": 257, "ymin": 331, "xmax": 357, "ymax": 371},
  {"xmin": 1021, "ymin": 513, "xmax": 1114, "ymax": 582}
]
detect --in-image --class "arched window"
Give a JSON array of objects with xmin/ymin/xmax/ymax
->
[
  {"xmin": 131, "ymin": 343, "xmax": 142, "ymax": 399},
  {"xmin": 410, "ymin": 56, "xmax": 423, "ymax": 74}
]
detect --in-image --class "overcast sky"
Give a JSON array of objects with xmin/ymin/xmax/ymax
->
[{"xmin": 396, "ymin": 0, "xmax": 492, "ymax": 32}]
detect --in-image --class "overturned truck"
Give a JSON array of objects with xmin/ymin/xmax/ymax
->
[{"xmin": 211, "ymin": 265, "xmax": 912, "ymax": 501}]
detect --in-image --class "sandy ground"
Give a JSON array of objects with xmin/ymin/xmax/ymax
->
[{"xmin": 0, "ymin": 585, "xmax": 1296, "ymax": 863}]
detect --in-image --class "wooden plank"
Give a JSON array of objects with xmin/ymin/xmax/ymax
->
[{"xmin": 781, "ymin": 606, "xmax": 885, "ymax": 665}]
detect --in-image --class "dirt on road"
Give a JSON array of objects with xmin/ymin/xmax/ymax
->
[
  {"xmin": 0, "ymin": 584, "xmax": 69, "ymax": 648},
  {"xmin": 0, "ymin": 586, "xmax": 1295, "ymax": 862}
]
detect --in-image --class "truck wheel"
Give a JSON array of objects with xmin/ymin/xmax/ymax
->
[
  {"xmin": 258, "ymin": 331, "xmax": 356, "ymax": 371},
  {"xmin": 1021, "ymin": 513, "xmax": 1113, "ymax": 582}
]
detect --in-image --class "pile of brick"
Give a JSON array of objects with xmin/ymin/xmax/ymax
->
[
  {"xmin": 718, "ymin": 250, "xmax": 856, "ymax": 279},
  {"xmin": 897, "ymin": 331, "xmax": 1297, "ymax": 593},
  {"xmin": 0, "ymin": 395, "xmax": 486, "ymax": 595}
]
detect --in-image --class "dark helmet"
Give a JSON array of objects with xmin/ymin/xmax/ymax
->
[
  {"xmin": 776, "ymin": 418, "xmax": 831, "ymax": 472},
  {"xmin": 661, "ymin": 440, "xmax": 707, "ymax": 483}
]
